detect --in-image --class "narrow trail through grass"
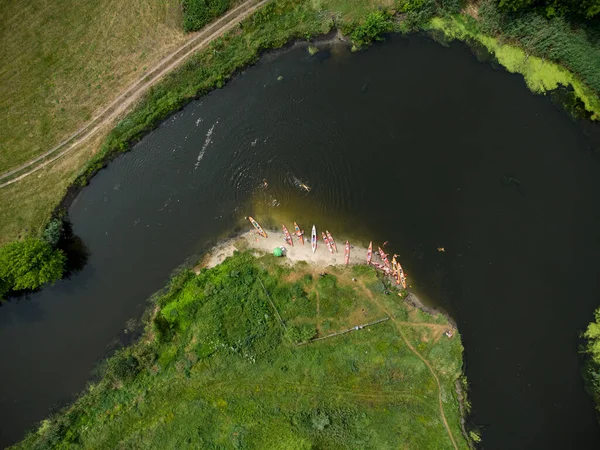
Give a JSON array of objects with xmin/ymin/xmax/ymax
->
[
  {"xmin": 355, "ymin": 279, "xmax": 459, "ymax": 449},
  {"xmin": 372, "ymin": 296, "xmax": 459, "ymax": 450}
]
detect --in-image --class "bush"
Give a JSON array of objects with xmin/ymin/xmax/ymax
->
[
  {"xmin": 349, "ymin": 10, "xmax": 394, "ymax": 49},
  {"xmin": 42, "ymin": 218, "xmax": 64, "ymax": 248},
  {"xmin": 182, "ymin": 0, "xmax": 232, "ymax": 32},
  {"xmin": 0, "ymin": 238, "xmax": 66, "ymax": 291},
  {"xmin": 498, "ymin": 0, "xmax": 600, "ymax": 19},
  {"xmin": 583, "ymin": 307, "xmax": 600, "ymax": 414}
]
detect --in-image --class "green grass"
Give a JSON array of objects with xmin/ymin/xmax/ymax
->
[
  {"xmin": 0, "ymin": 0, "xmax": 186, "ymax": 173},
  {"xmin": 11, "ymin": 252, "xmax": 469, "ymax": 449}
]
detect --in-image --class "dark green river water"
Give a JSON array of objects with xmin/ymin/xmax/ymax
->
[{"xmin": 1, "ymin": 34, "xmax": 600, "ymax": 448}]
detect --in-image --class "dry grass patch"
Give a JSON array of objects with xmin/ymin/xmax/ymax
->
[{"xmin": 0, "ymin": 0, "xmax": 186, "ymax": 172}]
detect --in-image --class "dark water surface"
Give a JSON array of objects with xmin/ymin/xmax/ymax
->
[{"xmin": 2, "ymin": 34, "xmax": 600, "ymax": 448}]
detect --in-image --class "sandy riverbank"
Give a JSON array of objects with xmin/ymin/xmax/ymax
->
[{"xmin": 201, "ymin": 230, "xmax": 370, "ymax": 270}]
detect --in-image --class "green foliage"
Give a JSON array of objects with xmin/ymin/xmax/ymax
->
[
  {"xmin": 349, "ymin": 11, "xmax": 394, "ymax": 49},
  {"xmin": 583, "ymin": 307, "xmax": 600, "ymax": 416},
  {"xmin": 0, "ymin": 238, "xmax": 65, "ymax": 291},
  {"xmin": 498, "ymin": 0, "xmax": 600, "ymax": 18},
  {"xmin": 181, "ymin": 0, "xmax": 232, "ymax": 32},
  {"xmin": 42, "ymin": 218, "xmax": 64, "ymax": 248},
  {"xmin": 285, "ymin": 324, "xmax": 317, "ymax": 343},
  {"xmin": 480, "ymin": 2, "xmax": 600, "ymax": 96},
  {"xmin": 585, "ymin": 308, "xmax": 600, "ymax": 364},
  {"xmin": 12, "ymin": 252, "xmax": 468, "ymax": 449}
]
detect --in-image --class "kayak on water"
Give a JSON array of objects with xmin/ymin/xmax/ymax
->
[
  {"xmin": 345, "ymin": 240, "xmax": 350, "ymax": 264},
  {"xmin": 378, "ymin": 247, "xmax": 390, "ymax": 269},
  {"xmin": 311, "ymin": 225, "xmax": 317, "ymax": 253},
  {"xmin": 326, "ymin": 230, "xmax": 337, "ymax": 253},
  {"xmin": 248, "ymin": 216, "xmax": 267, "ymax": 238},
  {"xmin": 367, "ymin": 241, "xmax": 373, "ymax": 265},
  {"xmin": 322, "ymin": 232, "xmax": 333, "ymax": 254},
  {"xmin": 294, "ymin": 222, "xmax": 304, "ymax": 245},
  {"xmin": 282, "ymin": 224, "xmax": 293, "ymax": 246}
]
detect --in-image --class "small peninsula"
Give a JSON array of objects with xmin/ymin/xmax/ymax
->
[{"xmin": 13, "ymin": 231, "xmax": 470, "ymax": 449}]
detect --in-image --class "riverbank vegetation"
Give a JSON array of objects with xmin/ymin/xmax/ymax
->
[
  {"xmin": 583, "ymin": 307, "xmax": 600, "ymax": 418},
  {"xmin": 182, "ymin": 0, "xmax": 233, "ymax": 31},
  {"xmin": 11, "ymin": 252, "xmax": 469, "ymax": 449}
]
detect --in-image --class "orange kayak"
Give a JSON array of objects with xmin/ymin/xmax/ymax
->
[
  {"xmin": 282, "ymin": 224, "xmax": 293, "ymax": 246},
  {"xmin": 345, "ymin": 240, "xmax": 350, "ymax": 264},
  {"xmin": 322, "ymin": 231, "xmax": 333, "ymax": 254},
  {"xmin": 294, "ymin": 222, "xmax": 304, "ymax": 245},
  {"xmin": 397, "ymin": 262, "xmax": 407, "ymax": 289},
  {"xmin": 392, "ymin": 255, "xmax": 400, "ymax": 285},
  {"xmin": 248, "ymin": 216, "xmax": 267, "ymax": 238}
]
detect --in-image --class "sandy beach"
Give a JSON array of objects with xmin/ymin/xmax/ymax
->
[{"xmin": 202, "ymin": 229, "xmax": 370, "ymax": 270}]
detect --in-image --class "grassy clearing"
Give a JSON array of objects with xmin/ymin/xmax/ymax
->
[
  {"xmin": 11, "ymin": 252, "xmax": 468, "ymax": 449},
  {"xmin": 0, "ymin": 0, "xmax": 186, "ymax": 173}
]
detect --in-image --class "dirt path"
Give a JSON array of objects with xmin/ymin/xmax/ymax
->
[
  {"xmin": 0, "ymin": 0, "xmax": 270, "ymax": 188},
  {"xmin": 367, "ymin": 295, "xmax": 459, "ymax": 450}
]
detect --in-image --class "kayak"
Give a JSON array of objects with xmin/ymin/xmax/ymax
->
[
  {"xmin": 392, "ymin": 255, "xmax": 400, "ymax": 285},
  {"xmin": 372, "ymin": 262, "xmax": 391, "ymax": 274},
  {"xmin": 282, "ymin": 224, "xmax": 293, "ymax": 246},
  {"xmin": 294, "ymin": 222, "xmax": 304, "ymax": 245},
  {"xmin": 367, "ymin": 241, "xmax": 373, "ymax": 265},
  {"xmin": 344, "ymin": 240, "xmax": 350, "ymax": 265},
  {"xmin": 397, "ymin": 262, "xmax": 407, "ymax": 289},
  {"xmin": 326, "ymin": 230, "xmax": 337, "ymax": 253},
  {"xmin": 311, "ymin": 225, "xmax": 317, "ymax": 253},
  {"xmin": 322, "ymin": 231, "xmax": 333, "ymax": 254},
  {"xmin": 248, "ymin": 216, "xmax": 267, "ymax": 238},
  {"xmin": 378, "ymin": 247, "xmax": 390, "ymax": 269}
]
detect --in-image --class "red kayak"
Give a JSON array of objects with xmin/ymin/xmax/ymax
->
[
  {"xmin": 282, "ymin": 224, "xmax": 293, "ymax": 246},
  {"xmin": 326, "ymin": 230, "xmax": 337, "ymax": 253},
  {"xmin": 322, "ymin": 231, "xmax": 333, "ymax": 254},
  {"xmin": 344, "ymin": 240, "xmax": 350, "ymax": 264},
  {"xmin": 367, "ymin": 241, "xmax": 373, "ymax": 265},
  {"xmin": 378, "ymin": 247, "xmax": 390, "ymax": 269},
  {"xmin": 294, "ymin": 222, "xmax": 304, "ymax": 245}
]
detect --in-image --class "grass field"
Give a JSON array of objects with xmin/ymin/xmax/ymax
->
[
  {"xmin": 11, "ymin": 252, "xmax": 469, "ymax": 449},
  {"xmin": 0, "ymin": 0, "xmax": 186, "ymax": 172}
]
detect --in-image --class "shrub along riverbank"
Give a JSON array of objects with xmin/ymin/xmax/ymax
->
[
  {"xmin": 2, "ymin": 0, "xmax": 600, "ymax": 295},
  {"xmin": 11, "ymin": 251, "xmax": 470, "ymax": 449},
  {"xmin": 584, "ymin": 307, "xmax": 600, "ymax": 420}
]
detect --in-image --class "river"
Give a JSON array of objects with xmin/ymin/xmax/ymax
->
[{"xmin": 1, "ymin": 33, "xmax": 600, "ymax": 449}]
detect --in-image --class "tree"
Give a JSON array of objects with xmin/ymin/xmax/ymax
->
[
  {"xmin": 498, "ymin": 0, "xmax": 600, "ymax": 18},
  {"xmin": 0, "ymin": 238, "xmax": 66, "ymax": 291},
  {"xmin": 585, "ymin": 308, "xmax": 600, "ymax": 365},
  {"xmin": 42, "ymin": 218, "xmax": 64, "ymax": 248}
]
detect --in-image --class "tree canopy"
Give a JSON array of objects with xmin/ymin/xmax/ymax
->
[
  {"xmin": 0, "ymin": 238, "xmax": 66, "ymax": 291},
  {"xmin": 585, "ymin": 308, "xmax": 600, "ymax": 364},
  {"xmin": 499, "ymin": 0, "xmax": 600, "ymax": 18}
]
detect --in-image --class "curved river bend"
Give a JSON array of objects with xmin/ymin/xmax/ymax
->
[{"xmin": 1, "ymin": 34, "xmax": 600, "ymax": 449}]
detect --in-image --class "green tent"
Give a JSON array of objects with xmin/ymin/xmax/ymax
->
[{"xmin": 273, "ymin": 247, "xmax": 283, "ymax": 257}]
